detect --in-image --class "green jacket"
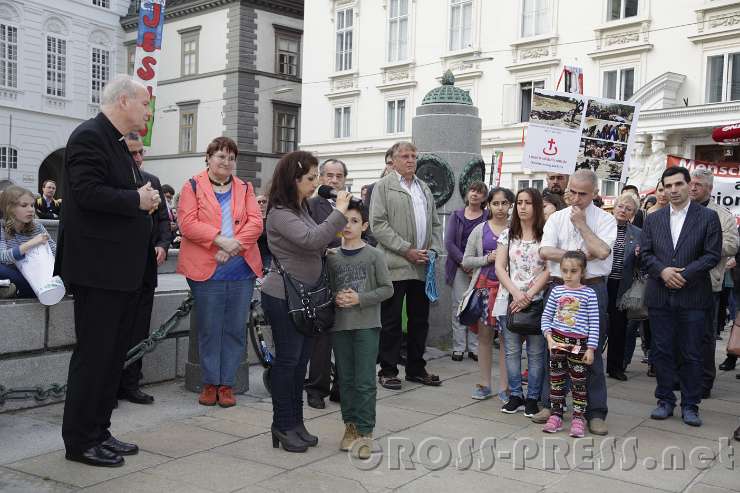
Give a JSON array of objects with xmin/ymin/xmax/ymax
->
[{"xmin": 369, "ymin": 172, "xmax": 443, "ymax": 282}]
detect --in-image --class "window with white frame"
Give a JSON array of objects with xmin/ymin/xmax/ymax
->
[
  {"xmin": 335, "ymin": 7, "xmax": 353, "ymax": 72},
  {"xmin": 179, "ymin": 104, "xmax": 198, "ymax": 153},
  {"xmin": 607, "ymin": 0, "xmax": 638, "ymax": 21},
  {"xmin": 520, "ymin": 80, "xmax": 545, "ymax": 122},
  {"xmin": 92, "ymin": 0, "xmax": 110, "ymax": 7},
  {"xmin": 275, "ymin": 27, "xmax": 301, "ymax": 77},
  {"xmin": 386, "ymin": 98, "xmax": 406, "ymax": 134},
  {"xmin": 181, "ymin": 32, "xmax": 198, "ymax": 76},
  {"xmin": 46, "ymin": 35, "xmax": 66, "ymax": 97},
  {"xmin": 521, "ymin": 0, "xmax": 550, "ymax": 38},
  {"xmin": 516, "ymin": 178, "xmax": 544, "ymax": 191},
  {"xmin": 449, "ymin": 0, "xmax": 473, "ymax": 51},
  {"xmin": 600, "ymin": 179, "xmax": 619, "ymax": 196},
  {"xmin": 603, "ymin": 67, "xmax": 635, "ymax": 101},
  {"xmin": 387, "ymin": 0, "xmax": 409, "ymax": 62},
  {"xmin": 334, "ymin": 105, "xmax": 351, "ymax": 138},
  {"xmin": 706, "ymin": 52, "xmax": 740, "ymax": 103},
  {"xmin": 126, "ymin": 44, "xmax": 136, "ymax": 76},
  {"xmin": 0, "ymin": 24, "xmax": 18, "ymax": 89},
  {"xmin": 91, "ymin": 47, "xmax": 110, "ymax": 104},
  {"xmin": 273, "ymin": 103, "xmax": 299, "ymax": 153},
  {"xmin": 0, "ymin": 146, "xmax": 17, "ymax": 169}
]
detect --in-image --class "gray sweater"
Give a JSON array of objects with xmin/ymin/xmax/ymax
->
[
  {"xmin": 261, "ymin": 205, "xmax": 347, "ymax": 300},
  {"xmin": 327, "ymin": 245, "xmax": 394, "ymax": 331}
]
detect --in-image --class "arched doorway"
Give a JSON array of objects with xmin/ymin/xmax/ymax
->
[{"xmin": 38, "ymin": 149, "xmax": 65, "ymax": 199}]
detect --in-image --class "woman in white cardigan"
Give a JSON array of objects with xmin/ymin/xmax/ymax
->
[{"xmin": 462, "ymin": 187, "xmax": 514, "ymax": 401}]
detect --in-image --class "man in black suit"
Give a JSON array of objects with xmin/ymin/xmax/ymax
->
[
  {"xmin": 641, "ymin": 166, "xmax": 721, "ymax": 427},
  {"xmin": 116, "ymin": 133, "xmax": 172, "ymax": 405},
  {"xmin": 35, "ymin": 180, "xmax": 62, "ymax": 219},
  {"xmin": 304, "ymin": 159, "xmax": 346, "ymax": 408},
  {"xmin": 55, "ymin": 75, "xmax": 161, "ymax": 467}
]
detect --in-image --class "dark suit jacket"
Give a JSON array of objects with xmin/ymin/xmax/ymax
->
[
  {"xmin": 308, "ymin": 196, "xmax": 342, "ymax": 248},
  {"xmin": 640, "ymin": 201, "xmax": 722, "ymax": 309},
  {"xmin": 54, "ymin": 113, "xmax": 152, "ymax": 292},
  {"xmin": 141, "ymin": 169, "xmax": 172, "ymax": 287},
  {"xmin": 35, "ymin": 197, "xmax": 62, "ymax": 220}
]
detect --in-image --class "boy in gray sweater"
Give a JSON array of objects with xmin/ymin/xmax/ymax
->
[{"xmin": 328, "ymin": 202, "xmax": 393, "ymax": 459}]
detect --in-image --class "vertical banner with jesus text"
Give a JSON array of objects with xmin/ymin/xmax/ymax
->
[{"xmin": 133, "ymin": 0, "xmax": 166, "ymax": 147}]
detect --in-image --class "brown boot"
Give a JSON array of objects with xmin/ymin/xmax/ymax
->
[
  {"xmin": 339, "ymin": 423, "xmax": 358, "ymax": 451},
  {"xmin": 355, "ymin": 434, "xmax": 373, "ymax": 460},
  {"xmin": 217, "ymin": 386, "xmax": 236, "ymax": 407},
  {"xmin": 198, "ymin": 384, "xmax": 218, "ymax": 406}
]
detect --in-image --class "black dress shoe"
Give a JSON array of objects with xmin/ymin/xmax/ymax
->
[
  {"xmin": 329, "ymin": 386, "xmax": 340, "ymax": 403},
  {"xmin": 101, "ymin": 436, "xmax": 139, "ymax": 456},
  {"xmin": 734, "ymin": 424, "xmax": 740, "ymax": 442},
  {"xmin": 307, "ymin": 394, "xmax": 325, "ymax": 409},
  {"xmin": 271, "ymin": 426, "xmax": 308, "ymax": 453},
  {"xmin": 66, "ymin": 445, "xmax": 124, "ymax": 467},
  {"xmin": 719, "ymin": 356, "xmax": 737, "ymax": 371},
  {"xmin": 294, "ymin": 423, "xmax": 318, "ymax": 446},
  {"xmin": 118, "ymin": 388, "xmax": 154, "ymax": 405},
  {"xmin": 608, "ymin": 371, "xmax": 628, "ymax": 381}
]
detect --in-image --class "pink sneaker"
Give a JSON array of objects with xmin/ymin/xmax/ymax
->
[
  {"xmin": 569, "ymin": 417, "xmax": 586, "ymax": 438},
  {"xmin": 542, "ymin": 414, "xmax": 563, "ymax": 433}
]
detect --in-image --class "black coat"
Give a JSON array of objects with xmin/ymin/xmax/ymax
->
[
  {"xmin": 54, "ymin": 113, "xmax": 153, "ymax": 292},
  {"xmin": 308, "ymin": 196, "xmax": 342, "ymax": 248},
  {"xmin": 640, "ymin": 201, "xmax": 722, "ymax": 309}
]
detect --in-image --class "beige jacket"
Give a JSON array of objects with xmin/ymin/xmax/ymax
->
[
  {"xmin": 369, "ymin": 172, "xmax": 442, "ymax": 282},
  {"xmin": 708, "ymin": 201, "xmax": 739, "ymax": 293}
]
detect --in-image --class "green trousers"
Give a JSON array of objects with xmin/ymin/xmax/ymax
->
[{"xmin": 331, "ymin": 327, "xmax": 380, "ymax": 435}]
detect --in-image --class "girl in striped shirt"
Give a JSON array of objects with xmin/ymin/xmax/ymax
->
[{"xmin": 541, "ymin": 250, "xmax": 600, "ymax": 437}]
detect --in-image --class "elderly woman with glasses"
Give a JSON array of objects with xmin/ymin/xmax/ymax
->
[{"xmin": 605, "ymin": 192, "xmax": 642, "ymax": 381}]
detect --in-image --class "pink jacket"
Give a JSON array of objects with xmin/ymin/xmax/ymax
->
[{"xmin": 176, "ymin": 170, "xmax": 263, "ymax": 281}]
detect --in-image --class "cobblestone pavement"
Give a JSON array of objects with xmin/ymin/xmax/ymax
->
[{"xmin": 0, "ymin": 347, "xmax": 738, "ymax": 492}]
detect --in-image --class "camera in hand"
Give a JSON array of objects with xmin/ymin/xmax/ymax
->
[{"xmin": 317, "ymin": 185, "xmax": 363, "ymax": 206}]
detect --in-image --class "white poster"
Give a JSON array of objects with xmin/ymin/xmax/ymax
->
[{"xmin": 522, "ymin": 89, "xmax": 640, "ymax": 182}]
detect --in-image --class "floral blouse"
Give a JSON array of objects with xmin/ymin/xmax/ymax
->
[{"xmin": 498, "ymin": 228, "xmax": 546, "ymax": 300}]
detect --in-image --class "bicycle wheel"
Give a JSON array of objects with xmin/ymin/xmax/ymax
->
[{"xmin": 248, "ymin": 299, "xmax": 275, "ymax": 368}]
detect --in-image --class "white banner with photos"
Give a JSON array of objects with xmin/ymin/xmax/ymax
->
[{"xmin": 522, "ymin": 89, "xmax": 640, "ymax": 182}]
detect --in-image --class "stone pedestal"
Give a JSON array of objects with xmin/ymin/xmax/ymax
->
[{"xmin": 184, "ymin": 304, "xmax": 249, "ymax": 394}]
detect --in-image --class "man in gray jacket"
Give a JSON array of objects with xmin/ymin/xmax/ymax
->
[{"xmin": 370, "ymin": 141, "xmax": 443, "ymax": 389}]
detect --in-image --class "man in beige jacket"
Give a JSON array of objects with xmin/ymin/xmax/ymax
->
[
  {"xmin": 689, "ymin": 169, "xmax": 739, "ymax": 398},
  {"xmin": 370, "ymin": 141, "xmax": 443, "ymax": 390}
]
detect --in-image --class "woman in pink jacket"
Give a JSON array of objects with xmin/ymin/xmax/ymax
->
[{"xmin": 177, "ymin": 137, "xmax": 263, "ymax": 408}]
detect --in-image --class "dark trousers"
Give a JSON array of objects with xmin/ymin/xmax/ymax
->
[
  {"xmin": 650, "ymin": 306, "xmax": 705, "ymax": 409},
  {"xmin": 701, "ymin": 293, "xmax": 720, "ymax": 393},
  {"xmin": 119, "ymin": 276, "xmax": 155, "ymax": 392},
  {"xmin": 62, "ymin": 285, "xmax": 140, "ymax": 454},
  {"xmin": 262, "ymin": 292, "xmax": 316, "ymax": 432},
  {"xmin": 0, "ymin": 263, "xmax": 33, "ymax": 298},
  {"xmin": 305, "ymin": 331, "xmax": 336, "ymax": 399},
  {"xmin": 606, "ymin": 278, "xmax": 628, "ymax": 374},
  {"xmin": 379, "ymin": 280, "xmax": 429, "ymax": 378}
]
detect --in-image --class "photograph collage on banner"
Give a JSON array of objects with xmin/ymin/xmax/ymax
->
[
  {"xmin": 522, "ymin": 89, "xmax": 640, "ymax": 182},
  {"xmin": 576, "ymin": 100, "xmax": 637, "ymax": 182}
]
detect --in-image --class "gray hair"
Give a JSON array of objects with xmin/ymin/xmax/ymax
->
[
  {"xmin": 618, "ymin": 192, "xmax": 640, "ymax": 212},
  {"xmin": 389, "ymin": 141, "xmax": 417, "ymax": 158},
  {"xmin": 570, "ymin": 168, "xmax": 598, "ymax": 190},
  {"xmin": 691, "ymin": 168, "xmax": 714, "ymax": 187},
  {"xmin": 319, "ymin": 158, "xmax": 348, "ymax": 177},
  {"xmin": 101, "ymin": 74, "xmax": 144, "ymax": 106},
  {"xmin": 125, "ymin": 132, "xmax": 141, "ymax": 142}
]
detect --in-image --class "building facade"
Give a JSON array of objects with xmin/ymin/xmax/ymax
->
[
  {"xmin": 120, "ymin": 0, "xmax": 303, "ymax": 193},
  {"xmin": 0, "ymin": 0, "xmax": 128, "ymax": 194},
  {"xmin": 300, "ymin": 0, "xmax": 740, "ymax": 198}
]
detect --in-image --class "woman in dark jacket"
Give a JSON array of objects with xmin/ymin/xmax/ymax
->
[
  {"xmin": 606, "ymin": 193, "xmax": 642, "ymax": 381},
  {"xmin": 261, "ymin": 151, "xmax": 351, "ymax": 453},
  {"xmin": 445, "ymin": 181, "xmax": 488, "ymax": 361}
]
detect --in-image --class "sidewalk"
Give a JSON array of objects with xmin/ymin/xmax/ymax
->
[{"xmin": 0, "ymin": 348, "xmax": 737, "ymax": 492}]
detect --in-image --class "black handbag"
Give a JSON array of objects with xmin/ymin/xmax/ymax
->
[
  {"xmin": 273, "ymin": 257, "xmax": 335, "ymax": 337},
  {"xmin": 504, "ymin": 238, "xmax": 544, "ymax": 335}
]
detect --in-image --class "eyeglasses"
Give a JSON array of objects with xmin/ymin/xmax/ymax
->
[
  {"xmin": 257, "ymin": 199, "xmax": 267, "ymax": 204},
  {"xmin": 130, "ymin": 150, "xmax": 145, "ymax": 156}
]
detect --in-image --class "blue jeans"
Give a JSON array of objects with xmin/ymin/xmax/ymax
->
[
  {"xmin": 187, "ymin": 278, "xmax": 254, "ymax": 386},
  {"xmin": 262, "ymin": 292, "xmax": 316, "ymax": 432},
  {"xmin": 650, "ymin": 307, "xmax": 705, "ymax": 409},
  {"xmin": 503, "ymin": 320, "xmax": 545, "ymax": 400},
  {"xmin": 0, "ymin": 263, "xmax": 33, "ymax": 298}
]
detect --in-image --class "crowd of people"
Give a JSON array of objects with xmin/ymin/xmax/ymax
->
[{"xmin": 2, "ymin": 74, "xmax": 738, "ymax": 468}]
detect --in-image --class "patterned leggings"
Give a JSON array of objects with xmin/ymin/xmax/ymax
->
[{"xmin": 549, "ymin": 331, "xmax": 589, "ymax": 419}]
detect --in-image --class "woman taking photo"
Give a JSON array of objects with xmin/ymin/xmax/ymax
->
[
  {"xmin": 495, "ymin": 188, "xmax": 549, "ymax": 417},
  {"xmin": 177, "ymin": 137, "xmax": 263, "ymax": 408},
  {"xmin": 606, "ymin": 193, "xmax": 642, "ymax": 381},
  {"xmin": 261, "ymin": 151, "xmax": 351, "ymax": 453},
  {"xmin": 446, "ymin": 181, "xmax": 488, "ymax": 362},
  {"xmin": 462, "ymin": 187, "xmax": 514, "ymax": 401}
]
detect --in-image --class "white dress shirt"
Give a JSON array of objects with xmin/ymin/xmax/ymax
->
[
  {"xmin": 541, "ymin": 203, "xmax": 618, "ymax": 279},
  {"xmin": 397, "ymin": 171, "xmax": 428, "ymax": 249},
  {"xmin": 669, "ymin": 201, "xmax": 690, "ymax": 249}
]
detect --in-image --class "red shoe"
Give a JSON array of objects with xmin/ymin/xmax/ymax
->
[
  {"xmin": 218, "ymin": 386, "xmax": 236, "ymax": 407},
  {"xmin": 199, "ymin": 384, "xmax": 217, "ymax": 406}
]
